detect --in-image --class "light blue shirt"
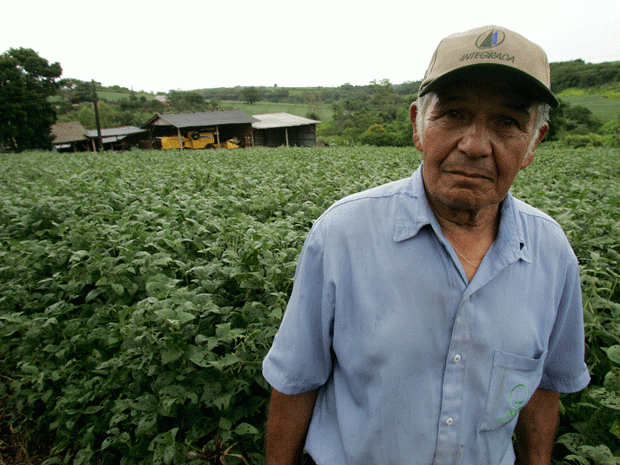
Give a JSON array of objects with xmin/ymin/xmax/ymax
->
[{"xmin": 262, "ymin": 165, "xmax": 590, "ymax": 465}]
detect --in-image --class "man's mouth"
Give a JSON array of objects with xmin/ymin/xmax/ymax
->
[{"xmin": 447, "ymin": 169, "xmax": 491, "ymax": 180}]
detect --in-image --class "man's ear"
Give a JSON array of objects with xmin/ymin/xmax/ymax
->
[
  {"xmin": 521, "ymin": 122, "xmax": 549, "ymax": 169},
  {"xmin": 410, "ymin": 103, "xmax": 423, "ymax": 152}
]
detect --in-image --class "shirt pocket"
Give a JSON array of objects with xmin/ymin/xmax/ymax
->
[{"xmin": 479, "ymin": 350, "xmax": 547, "ymax": 432}]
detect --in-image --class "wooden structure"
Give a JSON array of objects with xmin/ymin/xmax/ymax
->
[
  {"xmin": 84, "ymin": 126, "xmax": 147, "ymax": 151},
  {"xmin": 51, "ymin": 122, "xmax": 89, "ymax": 152},
  {"xmin": 143, "ymin": 110, "xmax": 258, "ymax": 149},
  {"xmin": 252, "ymin": 113, "xmax": 320, "ymax": 147}
]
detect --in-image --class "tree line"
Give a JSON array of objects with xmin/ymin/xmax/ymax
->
[
  {"xmin": 55, "ymin": 84, "xmax": 219, "ymax": 130},
  {"xmin": 2, "ymin": 47, "xmax": 619, "ymax": 152},
  {"xmin": 550, "ymin": 59, "xmax": 620, "ymax": 92}
]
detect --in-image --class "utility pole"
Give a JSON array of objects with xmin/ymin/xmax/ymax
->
[{"xmin": 92, "ymin": 80, "xmax": 103, "ymax": 152}]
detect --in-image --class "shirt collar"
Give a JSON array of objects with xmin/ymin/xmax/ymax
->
[
  {"xmin": 495, "ymin": 191, "xmax": 531, "ymax": 264},
  {"xmin": 393, "ymin": 165, "xmax": 530, "ymax": 264},
  {"xmin": 393, "ymin": 165, "xmax": 434, "ymax": 242}
]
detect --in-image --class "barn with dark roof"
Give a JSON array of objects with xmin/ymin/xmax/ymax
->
[{"xmin": 143, "ymin": 110, "xmax": 258, "ymax": 148}]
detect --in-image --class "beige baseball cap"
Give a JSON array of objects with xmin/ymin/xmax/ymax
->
[{"xmin": 418, "ymin": 25, "xmax": 559, "ymax": 108}]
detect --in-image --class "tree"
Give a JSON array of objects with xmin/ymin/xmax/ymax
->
[
  {"xmin": 0, "ymin": 48, "xmax": 62, "ymax": 152},
  {"xmin": 77, "ymin": 101, "xmax": 117, "ymax": 130},
  {"xmin": 167, "ymin": 90, "xmax": 215, "ymax": 112},
  {"xmin": 241, "ymin": 86, "xmax": 260, "ymax": 104},
  {"xmin": 322, "ymin": 79, "xmax": 412, "ymax": 146},
  {"xmin": 547, "ymin": 99, "xmax": 603, "ymax": 141},
  {"xmin": 59, "ymin": 78, "xmax": 99, "ymax": 104}
]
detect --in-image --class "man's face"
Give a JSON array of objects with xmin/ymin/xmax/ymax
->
[{"xmin": 412, "ymin": 80, "xmax": 548, "ymax": 214}]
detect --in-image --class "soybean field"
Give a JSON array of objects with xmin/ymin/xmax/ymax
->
[{"xmin": 0, "ymin": 146, "xmax": 619, "ymax": 464}]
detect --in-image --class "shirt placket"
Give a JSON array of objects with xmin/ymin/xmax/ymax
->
[{"xmin": 433, "ymin": 292, "xmax": 471, "ymax": 465}]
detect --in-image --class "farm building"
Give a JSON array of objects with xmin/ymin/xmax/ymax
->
[
  {"xmin": 252, "ymin": 113, "xmax": 321, "ymax": 147},
  {"xmin": 51, "ymin": 121, "xmax": 89, "ymax": 152},
  {"xmin": 143, "ymin": 110, "xmax": 258, "ymax": 149},
  {"xmin": 85, "ymin": 126, "xmax": 147, "ymax": 151}
]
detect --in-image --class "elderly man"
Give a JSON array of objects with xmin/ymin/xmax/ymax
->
[{"xmin": 262, "ymin": 25, "xmax": 590, "ymax": 465}]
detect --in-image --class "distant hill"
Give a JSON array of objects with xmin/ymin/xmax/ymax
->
[
  {"xmin": 550, "ymin": 60, "xmax": 620, "ymax": 122},
  {"xmin": 77, "ymin": 60, "xmax": 620, "ymax": 125},
  {"xmin": 550, "ymin": 59, "xmax": 620, "ymax": 93}
]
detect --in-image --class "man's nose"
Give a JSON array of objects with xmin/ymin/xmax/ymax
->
[{"xmin": 457, "ymin": 120, "xmax": 492, "ymax": 158}]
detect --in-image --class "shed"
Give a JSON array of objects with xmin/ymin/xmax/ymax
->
[
  {"xmin": 143, "ymin": 110, "xmax": 259, "ymax": 148},
  {"xmin": 85, "ymin": 126, "xmax": 147, "ymax": 151},
  {"xmin": 51, "ymin": 121, "xmax": 89, "ymax": 152},
  {"xmin": 252, "ymin": 113, "xmax": 321, "ymax": 147}
]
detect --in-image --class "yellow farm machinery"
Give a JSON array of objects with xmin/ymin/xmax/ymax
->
[{"xmin": 161, "ymin": 131, "xmax": 240, "ymax": 150}]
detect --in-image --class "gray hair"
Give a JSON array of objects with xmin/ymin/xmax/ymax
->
[{"xmin": 415, "ymin": 92, "xmax": 550, "ymax": 153}]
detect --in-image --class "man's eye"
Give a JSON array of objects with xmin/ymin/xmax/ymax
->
[
  {"xmin": 446, "ymin": 110, "xmax": 461, "ymax": 118},
  {"xmin": 501, "ymin": 117, "xmax": 518, "ymax": 127}
]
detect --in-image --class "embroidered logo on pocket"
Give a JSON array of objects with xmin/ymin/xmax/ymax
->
[{"xmin": 497, "ymin": 383, "xmax": 529, "ymax": 422}]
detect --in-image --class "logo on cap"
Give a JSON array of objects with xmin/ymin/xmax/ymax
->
[{"xmin": 476, "ymin": 30, "xmax": 506, "ymax": 49}]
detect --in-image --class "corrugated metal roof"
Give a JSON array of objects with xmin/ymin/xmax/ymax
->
[
  {"xmin": 51, "ymin": 121, "xmax": 87, "ymax": 144},
  {"xmin": 252, "ymin": 113, "xmax": 321, "ymax": 129},
  {"xmin": 147, "ymin": 110, "xmax": 258, "ymax": 128},
  {"xmin": 85, "ymin": 126, "xmax": 146, "ymax": 139}
]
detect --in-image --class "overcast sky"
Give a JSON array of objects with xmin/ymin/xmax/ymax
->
[{"xmin": 3, "ymin": 0, "xmax": 619, "ymax": 93}]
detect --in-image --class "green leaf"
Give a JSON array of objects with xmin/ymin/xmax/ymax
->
[
  {"xmin": 85, "ymin": 288, "xmax": 105, "ymax": 302},
  {"xmin": 556, "ymin": 433, "xmax": 588, "ymax": 454},
  {"xmin": 136, "ymin": 415, "xmax": 157, "ymax": 437},
  {"xmin": 148, "ymin": 427, "xmax": 179, "ymax": 465},
  {"xmin": 20, "ymin": 363, "xmax": 39, "ymax": 375},
  {"xmin": 189, "ymin": 350, "xmax": 211, "ymax": 368},
  {"xmin": 240, "ymin": 280, "xmax": 260, "ymax": 289},
  {"xmin": 215, "ymin": 323, "xmax": 231, "ymax": 338},
  {"xmin": 578, "ymin": 444, "xmax": 617, "ymax": 463},
  {"xmin": 607, "ymin": 345, "xmax": 620, "ymax": 364},
  {"xmin": 73, "ymin": 447, "xmax": 93, "ymax": 465},
  {"xmin": 218, "ymin": 417, "xmax": 233, "ymax": 430},
  {"xmin": 611, "ymin": 419, "xmax": 620, "ymax": 441},
  {"xmin": 600, "ymin": 392, "xmax": 620, "ymax": 410},
  {"xmin": 111, "ymin": 283, "xmax": 124, "ymax": 296},
  {"xmin": 133, "ymin": 393, "xmax": 158, "ymax": 412},
  {"xmin": 41, "ymin": 458, "xmax": 62, "ymax": 465},
  {"xmin": 109, "ymin": 412, "xmax": 128, "ymax": 426},
  {"xmin": 154, "ymin": 308, "xmax": 176, "ymax": 320},
  {"xmin": 69, "ymin": 250, "xmax": 89, "ymax": 263},
  {"xmin": 235, "ymin": 422, "xmax": 259, "ymax": 435},
  {"xmin": 604, "ymin": 371, "xmax": 620, "ymax": 392},
  {"xmin": 83, "ymin": 406, "xmax": 104, "ymax": 414},
  {"xmin": 209, "ymin": 354, "xmax": 240, "ymax": 371},
  {"xmin": 213, "ymin": 394, "xmax": 232, "ymax": 410},
  {"xmin": 174, "ymin": 310, "xmax": 195, "ymax": 325},
  {"xmin": 207, "ymin": 337, "xmax": 219, "ymax": 351},
  {"xmin": 161, "ymin": 349, "xmax": 183, "ymax": 365},
  {"xmin": 562, "ymin": 455, "xmax": 590, "ymax": 465},
  {"xmin": 152, "ymin": 256, "xmax": 173, "ymax": 267},
  {"xmin": 163, "ymin": 444, "xmax": 176, "ymax": 465},
  {"xmin": 590, "ymin": 387, "xmax": 620, "ymax": 409}
]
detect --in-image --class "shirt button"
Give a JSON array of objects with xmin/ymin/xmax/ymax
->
[
  {"xmin": 446, "ymin": 418, "xmax": 454, "ymax": 426},
  {"xmin": 453, "ymin": 354, "xmax": 462, "ymax": 363}
]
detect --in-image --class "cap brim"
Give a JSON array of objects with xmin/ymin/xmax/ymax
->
[{"xmin": 419, "ymin": 63, "xmax": 560, "ymax": 109}]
